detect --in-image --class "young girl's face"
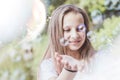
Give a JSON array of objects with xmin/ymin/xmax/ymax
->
[{"xmin": 63, "ymin": 12, "xmax": 86, "ymax": 51}]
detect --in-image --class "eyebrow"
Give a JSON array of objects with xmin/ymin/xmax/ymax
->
[
  {"xmin": 78, "ymin": 24, "xmax": 86, "ymax": 27},
  {"xmin": 63, "ymin": 24, "xmax": 71, "ymax": 29},
  {"xmin": 63, "ymin": 23, "xmax": 85, "ymax": 29}
]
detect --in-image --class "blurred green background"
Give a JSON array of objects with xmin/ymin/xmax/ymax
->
[{"xmin": 0, "ymin": 0, "xmax": 120, "ymax": 80}]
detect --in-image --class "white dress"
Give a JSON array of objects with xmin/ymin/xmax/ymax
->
[
  {"xmin": 40, "ymin": 58, "xmax": 58, "ymax": 80},
  {"xmin": 39, "ymin": 50, "xmax": 120, "ymax": 80}
]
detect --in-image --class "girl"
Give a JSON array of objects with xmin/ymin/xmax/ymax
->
[{"xmin": 38, "ymin": 4, "xmax": 95, "ymax": 80}]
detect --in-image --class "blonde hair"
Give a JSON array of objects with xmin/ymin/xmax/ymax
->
[{"xmin": 42, "ymin": 4, "xmax": 94, "ymax": 74}]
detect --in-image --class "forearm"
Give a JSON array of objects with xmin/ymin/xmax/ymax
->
[{"xmin": 56, "ymin": 68, "xmax": 77, "ymax": 80}]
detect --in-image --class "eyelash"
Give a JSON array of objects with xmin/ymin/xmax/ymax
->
[
  {"xmin": 63, "ymin": 24, "xmax": 86, "ymax": 32},
  {"xmin": 64, "ymin": 27, "xmax": 85, "ymax": 32},
  {"xmin": 64, "ymin": 29, "xmax": 70, "ymax": 32},
  {"xmin": 77, "ymin": 26, "xmax": 84, "ymax": 31}
]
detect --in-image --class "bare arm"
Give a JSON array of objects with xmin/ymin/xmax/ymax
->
[{"xmin": 49, "ymin": 69, "xmax": 77, "ymax": 80}]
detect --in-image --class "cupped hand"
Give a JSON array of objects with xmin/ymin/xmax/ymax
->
[{"xmin": 55, "ymin": 52, "xmax": 85, "ymax": 72}]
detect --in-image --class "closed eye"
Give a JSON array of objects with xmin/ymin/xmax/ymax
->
[
  {"xmin": 77, "ymin": 24, "xmax": 86, "ymax": 32},
  {"xmin": 77, "ymin": 26, "xmax": 84, "ymax": 31},
  {"xmin": 64, "ymin": 29, "xmax": 70, "ymax": 32}
]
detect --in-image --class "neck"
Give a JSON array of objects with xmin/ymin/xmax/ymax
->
[{"xmin": 67, "ymin": 49, "xmax": 80, "ymax": 60}]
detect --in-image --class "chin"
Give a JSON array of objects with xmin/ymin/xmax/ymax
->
[
  {"xmin": 69, "ymin": 42, "xmax": 84, "ymax": 50},
  {"xmin": 69, "ymin": 46, "xmax": 81, "ymax": 51}
]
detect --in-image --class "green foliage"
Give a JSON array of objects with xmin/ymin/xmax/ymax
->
[
  {"xmin": 79, "ymin": 0, "xmax": 105, "ymax": 13},
  {"xmin": 33, "ymin": 34, "xmax": 49, "ymax": 65},
  {"xmin": 47, "ymin": 0, "xmax": 67, "ymax": 16},
  {"xmin": 47, "ymin": 0, "xmax": 79, "ymax": 16},
  {"xmin": 0, "ymin": 35, "xmax": 49, "ymax": 80},
  {"xmin": 0, "ymin": 42, "xmax": 33, "ymax": 80},
  {"xmin": 65, "ymin": 0, "xmax": 80, "ymax": 4},
  {"xmin": 91, "ymin": 16, "xmax": 120, "ymax": 50}
]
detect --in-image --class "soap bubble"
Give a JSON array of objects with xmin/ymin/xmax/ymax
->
[{"xmin": 59, "ymin": 37, "xmax": 69, "ymax": 46}]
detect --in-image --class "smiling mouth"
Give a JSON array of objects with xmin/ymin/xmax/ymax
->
[{"xmin": 69, "ymin": 40, "xmax": 81, "ymax": 44}]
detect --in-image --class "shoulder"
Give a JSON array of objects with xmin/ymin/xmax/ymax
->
[
  {"xmin": 40, "ymin": 58, "xmax": 58, "ymax": 74},
  {"xmin": 41, "ymin": 58, "xmax": 53, "ymax": 65},
  {"xmin": 39, "ymin": 58, "xmax": 58, "ymax": 80},
  {"xmin": 40, "ymin": 58, "xmax": 54, "ymax": 69}
]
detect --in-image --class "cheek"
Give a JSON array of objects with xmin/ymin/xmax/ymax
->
[
  {"xmin": 64, "ymin": 32, "xmax": 69, "ymax": 40},
  {"xmin": 83, "ymin": 34, "xmax": 86, "ymax": 38},
  {"xmin": 81, "ymin": 32, "xmax": 86, "ymax": 40}
]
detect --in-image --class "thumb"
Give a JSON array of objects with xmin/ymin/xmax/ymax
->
[
  {"xmin": 55, "ymin": 52, "xmax": 59, "ymax": 58},
  {"xmin": 55, "ymin": 52, "xmax": 63, "ymax": 63}
]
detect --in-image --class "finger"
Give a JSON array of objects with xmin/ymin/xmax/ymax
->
[
  {"xmin": 64, "ymin": 61, "xmax": 68, "ymax": 67},
  {"xmin": 55, "ymin": 52, "xmax": 62, "ymax": 61},
  {"xmin": 67, "ymin": 62, "xmax": 72, "ymax": 70},
  {"xmin": 64, "ymin": 61, "xmax": 71, "ymax": 69},
  {"xmin": 55, "ymin": 52, "xmax": 61, "ymax": 65},
  {"xmin": 71, "ymin": 64, "xmax": 77, "ymax": 71},
  {"xmin": 55, "ymin": 52, "xmax": 62, "ymax": 58},
  {"xmin": 55, "ymin": 52, "xmax": 59, "ymax": 58}
]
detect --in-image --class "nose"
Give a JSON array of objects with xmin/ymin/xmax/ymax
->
[{"xmin": 70, "ymin": 29, "xmax": 79, "ymax": 39}]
